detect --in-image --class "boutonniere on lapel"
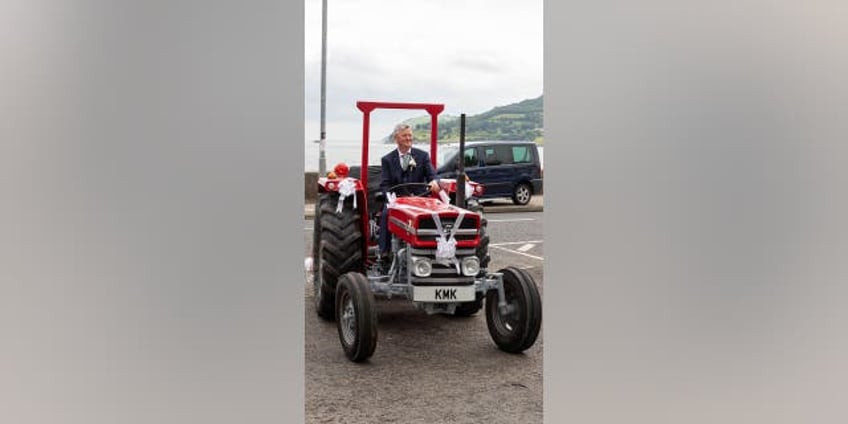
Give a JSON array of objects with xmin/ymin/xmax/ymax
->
[{"xmin": 407, "ymin": 157, "xmax": 416, "ymax": 170}]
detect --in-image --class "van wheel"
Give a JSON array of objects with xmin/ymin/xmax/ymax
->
[{"xmin": 512, "ymin": 183, "xmax": 532, "ymax": 206}]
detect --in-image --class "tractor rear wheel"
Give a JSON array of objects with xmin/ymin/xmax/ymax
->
[
  {"xmin": 313, "ymin": 193, "xmax": 363, "ymax": 321},
  {"xmin": 455, "ymin": 214, "xmax": 487, "ymax": 317},
  {"xmin": 312, "ymin": 194, "xmax": 332, "ymax": 319},
  {"xmin": 467, "ymin": 202, "xmax": 491, "ymax": 271},
  {"xmin": 336, "ymin": 272, "xmax": 377, "ymax": 362},
  {"xmin": 477, "ymin": 216, "xmax": 491, "ymax": 271},
  {"xmin": 453, "ymin": 292, "xmax": 484, "ymax": 317},
  {"xmin": 485, "ymin": 267, "xmax": 542, "ymax": 353}
]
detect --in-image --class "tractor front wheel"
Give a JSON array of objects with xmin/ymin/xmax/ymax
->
[
  {"xmin": 485, "ymin": 267, "xmax": 542, "ymax": 353},
  {"xmin": 336, "ymin": 272, "xmax": 378, "ymax": 362}
]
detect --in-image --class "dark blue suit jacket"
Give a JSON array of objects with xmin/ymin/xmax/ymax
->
[{"xmin": 380, "ymin": 147, "xmax": 438, "ymax": 197}]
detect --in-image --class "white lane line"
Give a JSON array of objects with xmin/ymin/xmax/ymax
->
[
  {"xmin": 305, "ymin": 227, "xmax": 313, "ymax": 231},
  {"xmin": 490, "ymin": 245, "xmax": 544, "ymax": 261},
  {"xmin": 487, "ymin": 218, "xmax": 536, "ymax": 223},
  {"xmin": 516, "ymin": 243, "xmax": 535, "ymax": 252},
  {"xmin": 490, "ymin": 240, "xmax": 544, "ymax": 246}
]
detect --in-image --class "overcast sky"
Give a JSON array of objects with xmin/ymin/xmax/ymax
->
[{"xmin": 304, "ymin": 0, "xmax": 543, "ymax": 142}]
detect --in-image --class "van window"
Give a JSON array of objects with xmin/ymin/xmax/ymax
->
[
  {"xmin": 512, "ymin": 145, "xmax": 533, "ymax": 164},
  {"xmin": 437, "ymin": 146, "xmax": 458, "ymax": 169},
  {"xmin": 463, "ymin": 148, "xmax": 478, "ymax": 168},
  {"xmin": 483, "ymin": 146, "xmax": 513, "ymax": 166}
]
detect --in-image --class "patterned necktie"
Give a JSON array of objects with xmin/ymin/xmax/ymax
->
[{"xmin": 402, "ymin": 153, "xmax": 411, "ymax": 171}]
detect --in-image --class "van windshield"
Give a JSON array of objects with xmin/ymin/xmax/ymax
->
[{"xmin": 437, "ymin": 145, "xmax": 459, "ymax": 168}]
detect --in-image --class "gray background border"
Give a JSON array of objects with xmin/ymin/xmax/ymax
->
[
  {"xmin": 3, "ymin": 1, "xmax": 848, "ymax": 423},
  {"xmin": 547, "ymin": 1, "xmax": 847, "ymax": 423},
  {"xmin": 2, "ymin": 1, "xmax": 304, "ymax": 423}
]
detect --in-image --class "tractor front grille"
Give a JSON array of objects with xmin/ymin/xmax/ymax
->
[
  {"xmin": 415, "ymin": 215, "xmax": 479, "ymax": 242},
  {"xmin": 408, "ymin": 247, "xmax": 476, "ymax": 285}
]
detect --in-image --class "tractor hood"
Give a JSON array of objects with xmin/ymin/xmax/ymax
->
[
  {"xmin": 387, "ymin": 197, "xmax": 481, "ymax": 248},
  {"xmin": 389, "ymin": 197, "xmax": 462, "ymax": 215}
]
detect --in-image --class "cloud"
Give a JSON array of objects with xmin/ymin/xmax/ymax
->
[
  {"xmin": 448, "ymin": 54, "xmax": 504, "ymax": 73},
  {"xmin": 305, "ymin": 0, "xmax": 542, "ymax": 140}
]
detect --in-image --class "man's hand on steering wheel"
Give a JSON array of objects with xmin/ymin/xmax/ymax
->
[{"xmin": 428, "ymin": 180, "xmax": 441, "ymax": 194}]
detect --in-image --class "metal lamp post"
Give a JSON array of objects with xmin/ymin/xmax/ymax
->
[{"xmin": 318, "ymin": 0, "xmax": 328, "ymax": 175}]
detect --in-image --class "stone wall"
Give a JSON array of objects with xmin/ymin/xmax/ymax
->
[{"xmin": 304, "ymin": 172, "xmax": 319, "ymax": 202}]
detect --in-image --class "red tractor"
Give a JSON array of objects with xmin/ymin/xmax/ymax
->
[{"xmin": 311, "ymin": 101, "xmax": 541, "ymax": 362}]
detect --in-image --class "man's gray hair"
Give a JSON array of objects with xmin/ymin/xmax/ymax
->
[{"xmin": 391, "ymin": 123, "xmax": 413, "ymax": 140}]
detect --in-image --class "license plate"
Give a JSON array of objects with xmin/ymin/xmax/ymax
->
[{"xmin": 412, "ymin": 286, "xmax": 475, "ymax": 302}]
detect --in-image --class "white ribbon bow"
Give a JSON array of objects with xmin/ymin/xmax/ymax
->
[
  {"xmin": 336, "ymin": 177, "xmax": 357, "ymax": 214},
  {"xmin": 438, "ymin": 190, "xmax": 451, "ymax": 204},
  {"xmin": 430, "ymin": 211, "xmax": 465, "ymax": 273},
  {"xmin": 437, "ymin": 183, "xmax": 473, "ymax": 205}
]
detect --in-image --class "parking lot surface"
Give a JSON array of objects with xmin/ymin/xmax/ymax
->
[{"xmin": 303, "ymin": 211, "xmax": 543, "ymax": 424}]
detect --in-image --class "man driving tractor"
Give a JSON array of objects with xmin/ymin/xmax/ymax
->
[{"xmin": 377, "ymin": 123, "xmax": 442, "ymax": 268}]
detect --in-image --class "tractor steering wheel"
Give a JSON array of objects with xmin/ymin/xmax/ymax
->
[{"xmin": 387, "ymin": 182, "xmax": 433, "ymax": 198}]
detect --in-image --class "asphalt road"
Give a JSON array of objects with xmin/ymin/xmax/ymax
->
[{"xmin": 303, "ymin": 211, "xmax": 543, "ymax": 424}]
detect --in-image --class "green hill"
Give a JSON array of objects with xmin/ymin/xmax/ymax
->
[{"xmin": 413, "ymin": 95, "xmax": 544, "ymax": 144}]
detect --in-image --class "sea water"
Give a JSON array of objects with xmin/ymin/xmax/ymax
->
[{"xmin": 303, "ymin": 139, "xmax": 544, "ymax": 172}]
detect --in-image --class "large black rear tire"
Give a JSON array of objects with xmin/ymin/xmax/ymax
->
[
  {"xmin": 336, "ymin": 272, "xmax": 378, "ymax": 362},
  {"xmin": 485, "ymin": 267, "xmax": 542, "ymax": 353},
  {"xmin": 313, "ymin": 193, "xmax": 363, "ymax": 320},
  {"xmin": 477, "ymin": 216, "xmax": 491, "ymax": 271},
  {"xmin": 454, "ymin": 200, "xmax": 486, "ymax": 317},
  {"xmin": 467, "ymin": 202, "xmax": 491, "ymax": 271},
  {"xmin": 312, "ymin": 195, "xmax": 333, "ymax": 320},
  {"xmin": 453, "ymin": 292, "xmax": 484, "ymax": 317}
]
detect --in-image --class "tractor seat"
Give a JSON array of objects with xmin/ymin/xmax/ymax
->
[{"xmin": 346, "ymin": 165, "xmax": 383, "ymax": 216}]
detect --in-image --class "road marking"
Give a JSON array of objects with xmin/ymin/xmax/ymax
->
[
  {"xmin": 516, "ymin": 243, "xmax": 535, "ymax": 252},
  {"xmin": 490, "ymin": 240, "xmax": 544, "ymax": 246},
  {"xmin": 305, "ymin": 227, "xmax": 313, "ymax": 231},
  {"xmin": 487, "ymin": 218, "xmax": 536, "ymax": 223},
  {"xmin": 490, "ymin": 245, "xmax": 544, "ymax": 261}
]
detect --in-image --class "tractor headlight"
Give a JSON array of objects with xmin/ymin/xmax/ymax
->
[
  {"xmin": 461, "ymin": 257, "xmax": 480, "ymax": 276},
  {"xmin": 411, "ymin": 257, "xmax": 432, "ymax": 277}
]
